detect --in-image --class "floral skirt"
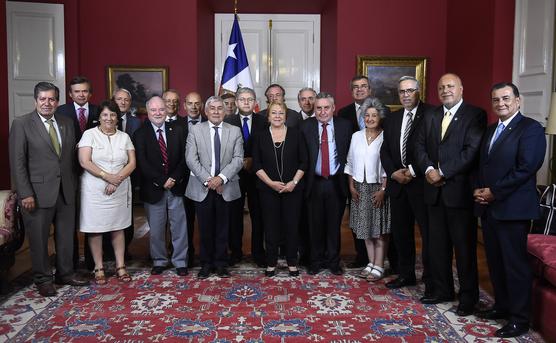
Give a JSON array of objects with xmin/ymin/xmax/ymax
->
[{"xmin": 349, "ymin": 182, "xmax": 391, "ymax": 239}]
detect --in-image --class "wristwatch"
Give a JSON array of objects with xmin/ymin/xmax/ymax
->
[
  {"xmin": 293, "ymin": 179, "xmax": 299, "ymax": 185},
  {"xmin": 381, "ymin": 187, "xmax": 386, "ymax": 191}
]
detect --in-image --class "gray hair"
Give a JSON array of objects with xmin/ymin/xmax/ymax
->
[
  {"xmin": 113, "ymin": 88, "xmax": 132, "ymax": 99},
  {"xmin": 316, "ymin": 92, "xmax": 335, "ymax": 105},
  {"xmin": 360, "ymin": 96, "xmax": 387, "ymax": 119},
  {"xmin": 297, "ymin": 87, "xmax": 317, "ymax": 100},
  {"xmin": 146, "ymin": 96, "xmax": 164, "ymax": 109},
  {"xmin": 399, "ymin": 76, "xmax": 420, "ymax": 90},
  {"xmin": 205, "ymin": 95, "xmax": 223, "ymax": 109},
  {"xmin": 236, "ymin": 87, "xmax": 256, "ymax": 99}
]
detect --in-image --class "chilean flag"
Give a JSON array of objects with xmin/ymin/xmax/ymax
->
[{"xmin": 220, "ymin": 14, "xmax": 254, "ymax": 92}]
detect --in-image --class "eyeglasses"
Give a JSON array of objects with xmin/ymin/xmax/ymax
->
[
  {"xmin": 238, "ymin": 98, "xmax": 255, "ymax": 103},
  {"xmin": 398, "ymin": 88, "xmax": 417, "ymax": 95},
  {"xmin": 352, "ymin": 84, "xmax": 369, "ymax": 90}
]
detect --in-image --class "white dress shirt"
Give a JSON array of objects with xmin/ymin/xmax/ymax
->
[{"xmin": 38, "ymin": 113, "xmax": 62, "ymax": 148}]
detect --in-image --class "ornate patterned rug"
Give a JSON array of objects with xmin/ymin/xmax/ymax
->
[{"xmin": 0, "ymin": 266, "xmax": 545, "ymax": 342}]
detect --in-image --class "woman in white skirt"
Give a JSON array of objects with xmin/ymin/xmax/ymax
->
[
  {"xmin": 78, "ymin": 100, "xmax": 136, "ymax": 284},
  {"xmin": 345, "ymin": 97, "xmax": 391, "ymax": 281}
]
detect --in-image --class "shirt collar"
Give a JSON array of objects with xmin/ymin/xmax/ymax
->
[
  {"xmin": 73, "ymin": 102, "xmax": 89, "ymax": 112},
  {"xmin": 150, "ymin": 122, "xmax": 166, "ymax": 132},
  {"xmin": 499, "ymin": 111, "xmax": 519, "ymax": 126},
  {"xmin": 443, "ymin": 99, "xmax": 463, "ymax": 116}
]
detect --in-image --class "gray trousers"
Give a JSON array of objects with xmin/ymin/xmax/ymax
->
[{"xmin": 144, "ymin": 191, "xmax": 188, "ymax": 268}]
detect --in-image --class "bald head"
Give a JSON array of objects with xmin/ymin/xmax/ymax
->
[
  {"xmin": 437, "ymin": 73, "xmax": 463, "ymax": 109},
  {"xmin": 184, "ymin": 92, "xmax": 203, "ymax": 119}
]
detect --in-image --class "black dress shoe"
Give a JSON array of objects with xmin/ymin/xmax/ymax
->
[
  {"xmin": 330, "ymin": 266, "xmax": 344, "ymax": 275},
  {"xmin": 151, "ymin": 266, "xmax": 166, "ymax": 275},
  {"xmin": 456, "ymin": 303, "xmax": 475, "ymax": 316},
  {"xmin": 197, "ymin": 267, "xmax": 211, "ymax": 279},
  {"xmin": 288, "ymin": 268, "xmax": 300, "ymax": 277},
  {"xmin": 176, "ymin": 267, "xmax": 188, "ymax": 276},
  {"xmin": 385, "ymin": 277, "xmax": 417, "ymax": 289},
  {"xmin": 255, "ymin": 261, "xmax": 267, "ymax": 268},
  {"xmin": 307, "ymin": 267, "xmax": 320, "ymax": 275},
  {"xmin": 495, "ymin": 322, "xmax": 529, "ymax": 338},
  {"xmin": 476, "ymin": 308, "xmax": 509, "ymax": 320},
  {"xmin": 420, "ymin": 295, "xmax": 454, "ymax": 304},
  {"xmin": 216, "ymin": 267, "xmax": 231, "ymax": 278},
  {"xmin": 54, "ymin": 275, "xmax": 90, "ymax": 286},
  {"xmin": 265, "ymin": 269, "xmax": 276, "ymax": 277},
  {"xmin": 36, "ymin": 282, "xmax": 56, "ymax": 297}
]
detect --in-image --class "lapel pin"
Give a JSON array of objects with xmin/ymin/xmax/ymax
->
[{"xmin": 454, "ymin": 117, "xmax": 458, "ymax": 121}]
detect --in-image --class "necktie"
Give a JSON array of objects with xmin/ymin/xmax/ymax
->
[
  {"xmin": 489, "ymin": 122, "xmax": 505, "ymax": 153},
  {"xmin": 242, "ymin": 117, "xmax": 250, "ymax": 141},
  {"xmin": 47, "ymin": 119, "xmax": 61, "ymax": 157},
  {"xmin": 441, "ymin": 111, "xmax": 452, "ymax": 139},
  {"xmin": 78, "ymin": 107, "xmax": 87, "ymax": 133},
  {"xmin": 401, "ymin": 112, "xmax": 413, "ymax": 165},
  {"xmin": 357, "ymin": 106, "xmax": 365, "ymax": 130},
  {"xmin": 157, "ymin": 128, "xmax": 168, "ymax": 174},
  {"xmin": 214, "ymin": 126, "xmax": 221, "ymax": 175},
  {"xmin": 321, "ymin": 123, "xmax": 330, "ymax": 178}
]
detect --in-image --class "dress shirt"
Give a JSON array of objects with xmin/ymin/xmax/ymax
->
[
  {"xmin": 166, "ymin": 115, "xmax": 178, "ymax": 122},
  {"xmin": 187, "ymin": 116, "xmax": 200, "ymax": 127},
  {"xmin": 489, "ymin": 111, "xmax": 518, "ymax": 148},
  {"xmin": 73, "ymin": 102, "xmax": 90, "ymax": 120},
  {"xmin": 344, "ymin": 130, "xmax": 385, "ymax": 183},
  {"xmin": 315, "ymin": 119, "xmax": 339, "ymax": 176},
  {"xmin": 400, "ymin": 103, "xmax": 419, "ymax": 176},
  {"xmin": 38, "ymin": 113, "xmax": 62, "ymax": 148},
  {"xmin": 151, "ymin": 122, "xmax": 167, "ymax": 142},
  {"xmin": 121, "ymin": 113, "xmax": 128, "ymax": 132},
  {"xmin": 301, "ymin": 111, "xmax": 314, "ymax": 120},
  {"xmin": 208, "ymin": 121, "xmax": 228, "ymax": 184}
]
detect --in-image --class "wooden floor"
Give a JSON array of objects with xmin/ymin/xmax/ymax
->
[{"xmin": 7, "ymin": 205, "xmax": 493, "ymax": 295}]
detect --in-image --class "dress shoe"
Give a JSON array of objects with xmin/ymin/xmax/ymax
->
[
  {"xmin": 229, "ymin": 256, "xmax": 241, "ymax": 267},
  {"xmin": 151, "ymin": 266, "xmax": 166, "ymax": 275},
  {"xmin": 288, "ymin": 268, "xmax": 300, "ymax": 277},
  {"xmin": 36, "ymin": 282, "xmax": 56, "ymax": 297},
  {"xmin": 54, "ymin": 275, "xmax": 90, "ymax": 286},
  {"xmin": 176, "ymin": 267, "xmax": 188, "ymax": 276},
  {"xmin": 420, "ymin": 295, "xmax": 454, "ymax": 304},
  {"xmin": 265, "ymin": 269, "xmax": 276, "ymax": 277},
  {"xmin": 216, "ymin": 267, "xmax": 231, "ymax": 278},
  {"xmin": 255, "ymin": 261, "xmax": 267, "ymax": 268},
  {"xmin": 307, "ymin": 267, "xmax": 320, "ymax": 275},
  {"xmin": 456, "ymin": 303, "xmax": 475, "ymax": 316},
  {"xmin": 385, "ymin": 277, "xmax": 417, "ymax": 289},
  {"xmin": 197, "ymin": 267, "xmax": 211, "ymax": 279},
  {"xmin": 476, "ymin": 308, "xmax": 509, "ymax": 320},
  {"xmin": 495, "ymin": 322, "xmax": 529, "ymax": 338},
  {"xmin": 330, "ymin": 266, "xmax": 344, "ymax": 275}
]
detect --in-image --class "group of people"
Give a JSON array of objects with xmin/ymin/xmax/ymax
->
[{"xmin": 9, "ymin": 71, "xmax": 546, "ymax": 338}]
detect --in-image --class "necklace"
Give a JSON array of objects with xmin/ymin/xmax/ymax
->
[
  {"xmin": 365, "ymin": 129, "xmax": 380, "ymax": 144},
  {"xmin": 99, "ymin": 126, "xmax": 116, "ymax": 136},
  {"xmin": 271, "ymin": 128, "xmax": 286, "ymax": 183}
]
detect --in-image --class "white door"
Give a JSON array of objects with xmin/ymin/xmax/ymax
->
[
  {"xmin": 215, "ymin": 14, "xmax": 320, "ymax": 111},
  {"xmin": 6, "ymin": 2, "xmax": 66, "ymax": 125},
  {"xmin": 513, "ymin": 0, "xmax": 555, "ymax": 184}
]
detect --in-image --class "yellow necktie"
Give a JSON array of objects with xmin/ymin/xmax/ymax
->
[
  {"xmin": 441, "ymin": 111, "xmax": 452, "ymax": 139},
  {"xmin": 47, "ymin": 119, "xmax": 61, "ymax": 156}
]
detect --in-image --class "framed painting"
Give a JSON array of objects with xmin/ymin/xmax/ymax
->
[
  {"xmin": 106, "ymin": 65, "xmax": 169, "ymax": 115},
  {"xmin": 356, "ymin": 56, "xmax": 427, "ymax": 111}
]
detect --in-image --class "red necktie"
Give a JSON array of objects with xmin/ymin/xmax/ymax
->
[
  {"xmin": 157, "ymin": 129, "xmax": 168, "ymax": 174},
  {"xmin": 78, "ymin": 107, "xmax": 87, "ymax": 133},
  {"xmin": 321, "ymin": 123, "xmax": 330, "ymax": 178}
]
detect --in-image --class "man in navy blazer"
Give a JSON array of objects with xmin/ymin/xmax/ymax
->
[
  {"xmin": 473, "ymin": 82, "xmax": 546, "ymax": 338},
  {"xmin": 414, "ymin": 73, "xmax": 486, "ymax": 316}
]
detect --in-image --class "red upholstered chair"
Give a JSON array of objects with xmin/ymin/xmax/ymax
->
[
  {"xmin": 528, "ymin": 234, "xmax": 556, "ymax": 342},
  {"xmin": 0, "ymin": 190, "xmax": 25, "ymax": 294}
]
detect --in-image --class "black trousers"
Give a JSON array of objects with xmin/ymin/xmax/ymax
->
[
  {"xmin": 308, "ymin": 176, "xmax": 346, "ymax": 269},
  {"xmin": 428, "ymin": 200, "xmax": 479, "ymax": 306},
  {"xmin": 259, "ymin": 189, "xmax": 302, "ymax": 267},
  {"xmin": 184, "ymin": 196, "xmax": 196, "ymax": 264},
  {"xmin": 229, "ymin": 171, "xmax": 264, "ymax": 262},
  {"xmin": 390, "ymin": 187, "xmax": 430, "ymax": 287},
  {"xmin": 195, "ymin": 190, "xmax": 230, "ymax": 268},
  {"xmin": 482, "ymin": 212, "xmax": 531, "ymax": 324}
]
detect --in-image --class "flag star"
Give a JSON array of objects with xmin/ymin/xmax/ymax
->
[{"xmin": 226, "ymin": 43, "xmax": 237, "ymax": 59}]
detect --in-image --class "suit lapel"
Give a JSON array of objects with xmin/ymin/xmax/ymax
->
[
  {"xmin": 431, "ymin": 108, "xmax": 443, "ymax": 145},
  {"xmin": 201, "ymin": 122, "xmax": 212, "ymax": 160},
  {"xmin": 220, "ymin": 123, "xmax": 230, "ymax": 163},
  {"xmin": 488, "ymin": 113, "xmax": 523, "ymax": 157},
  {"xmin": 32, "ymin": 112, "xmax": 58, "ymax": 156},
  {"xmin": 442, "ymin": 104, "xmax": 465, "ymax": 141},
  {"xmin": 57, "ymin": 115, "xmax": 67, "ymax": 157}
]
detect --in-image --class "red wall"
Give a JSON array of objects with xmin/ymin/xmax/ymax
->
[{"xmin": 1, "ymin": 0, "xmax": 8, "ymax": 189}]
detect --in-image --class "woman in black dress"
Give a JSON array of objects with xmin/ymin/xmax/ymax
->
[{"xmin": 253, "ymin": 101, "xmax": 308, "ymax": 277}]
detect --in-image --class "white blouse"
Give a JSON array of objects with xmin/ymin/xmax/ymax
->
[{"xmin": 344, "ymin": 130, "xmax": 386, "ymax": 183}]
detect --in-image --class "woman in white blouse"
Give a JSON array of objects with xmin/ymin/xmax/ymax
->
[{"xmin": 345, "ymin": 97, "xmax": 391, "ymax": 281}]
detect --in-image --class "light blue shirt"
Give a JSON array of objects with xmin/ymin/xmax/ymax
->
[{"xmin": 315, "ymin": 119, "xmax": 339, "ymax": 176}]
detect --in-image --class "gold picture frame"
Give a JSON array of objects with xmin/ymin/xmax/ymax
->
[
  {"xmin": 357, "ymin": 56, "xmax": 427, "ymax": 111},
  {"xmin": 106, "ymin": 65, "xmax": 169, "ymax": 114}
]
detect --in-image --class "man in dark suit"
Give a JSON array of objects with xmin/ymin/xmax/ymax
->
[
  {"xmin": 55, "ymin": 76, "xmax": 99, "ymax": 268},
  {"xmin": 474, "ymin": 82, "xmax": 546, "ymax": 338},
  {"xmin": 186, "ymin": 96, "xmax": 244, "ymax": 278},
  {"xmin": 222, "ymin": 92, "xmax": 238, "ymax": 117},
  {"xmin": 337, "ymin": 75, "xmax": 374, "ymax": 268},
  {"xmin": 301, "ymin": 92, "xmax": 352, "ymax": 275},
  {"xmin": 134, "ymin": 96, "xmax": 189, "ymax": 276},
  {"xmin": 182, "ymin": 91, "xmax": 205, "ymax": 122},
  {"xmin": 225, "ymin": 87, "xmax": 267, "ymax": 266},
  {"xmin": 257, "ymin": 84, "xmax": 302, "ymax": 128},
  {"xmin": 9, "ymin": 82, "xmax": 89, "ymax": 297},
  {"xmin": 414, "ymin": 73, "xmax": 486, "ymax": 316},
  {"xmin": 381, "ymin": 76, "xmax": 434, "ymax": 292},
  {"xmin": 298, "ymin": 87, "xmax": 316, "ymax": 120}
]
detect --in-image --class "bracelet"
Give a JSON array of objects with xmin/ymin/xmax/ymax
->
[{"xmin": 99, "ymin": 171, "xmax": 106, "ymax": 179}]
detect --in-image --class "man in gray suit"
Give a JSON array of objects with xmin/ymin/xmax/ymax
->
[
  {"xmin": 9, "ymin": 82, "xmax": 89, "ymax": 297},
  {"xmin": 186, "ymin": 95, "xmax": 244, "ymax": 279}
]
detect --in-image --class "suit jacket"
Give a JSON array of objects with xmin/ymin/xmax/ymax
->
[
  {"xmin": 474, "ymin": 113, "xmax": 546, "ymax": 220},
  {"xmin": 257, "ymin": 108, "xmax": 302, "ymax": 128},
  {"xmin": 9, "ymin": 111, "xmax": 76, "ymax": 207},
  {"xmin": 56, "ymin": 102, "xmax": 99, "ymax": 141},
  {"xmin": 380, "ymin": 102, "xmax": 434, "ymax": 198},
  {"xmin": 167, "ymin": 115, "xmax": 206, "ymax": 186},
  {"xmin": 414, "ymin": 102, "xmax": 487, "ymax": 208},
  {"xmin": 119, "ymin": 113, "xmax": 141, "ymax": 138},
  {"xmin": 225, "ymin": 113, "xmax": 267, "ymax": 158},
  {"xmin": 338, "ymin": 100, "xmax": 391, "ymax": 133},
  {"xmin": 301, "ymin": 116, "xmax": 352, "ymax": 198},
  {"xmin": 185, "ymin": 121, "xmax": 244, "ymax": 202},
  {"xmin": 133, "ymin": 121, "xmax": 187, "ymax": 203}
]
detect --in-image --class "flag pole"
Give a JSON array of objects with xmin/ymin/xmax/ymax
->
[{"xmin": 234, "ymin": 0, "xmax": 238, "ymax": 15}]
